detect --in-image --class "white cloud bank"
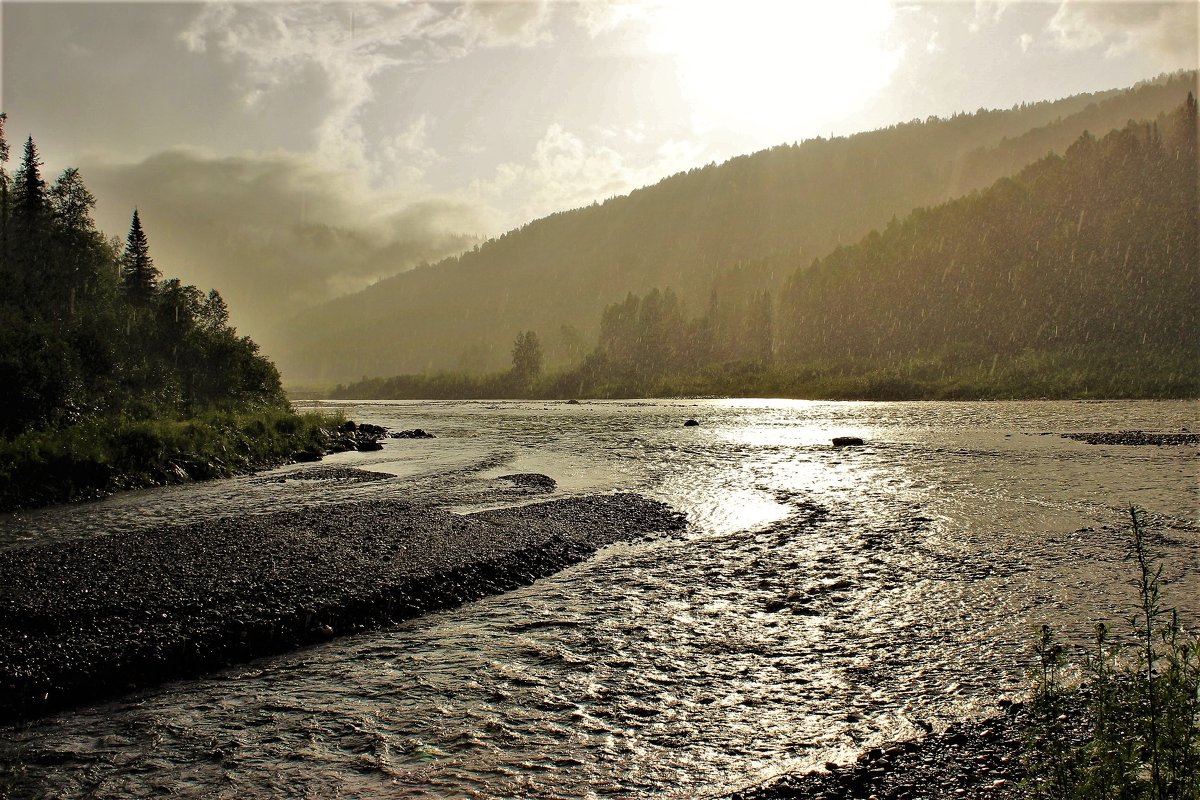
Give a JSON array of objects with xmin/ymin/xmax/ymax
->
[{"xmin": 1048, "ymin": 1, "xmax": 1198, "ymax": 58}]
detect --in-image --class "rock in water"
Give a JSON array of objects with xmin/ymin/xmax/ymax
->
[
  {"xmin": 391, "ymin": 429, "xmax": 434, "ymax": 439},
  {"xmin": 684, "ymin": 419, "xmax": 700, "ymax": 427},
  {"xmin": 832, "ymin": 436, "xmax": 864, "ymax": 447},
  {"xmin": 498, "ymin": 473, "xmax": 557, "ymax": 491}
]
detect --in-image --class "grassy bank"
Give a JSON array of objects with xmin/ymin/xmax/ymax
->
[
  {"xmin": 330, "ymin": 349, "xmax": 1199, "ymax": 401},
  {"xmin": 0, "ymin": 408, "xmax": 343, "ymax": 511}
]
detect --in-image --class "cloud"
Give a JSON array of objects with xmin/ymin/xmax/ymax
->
[
  {"xmin": 466, "ymin": 123, "xmax": 708, "ymax": 226},
  {"xmin": 82, "ymin": 148, "xmax": 488, "ymax": 340},
  {"xmin": 969, "ymin": 0, "xmax": 1010, "ymax": 33},
  {"xmin": 178, "ymin": 2, "xmax": 556, "ymax": 174},
  {"xmin": 456, "ymin": 1, "xmax": 554, "ymax": 48},
  {"xmin": 572, "ymin": 0, "xmax": 651, "ymax": 37},
  {"xmin": 1047, "ymin": 1, "xmax": 1198, "ymax": 58}
]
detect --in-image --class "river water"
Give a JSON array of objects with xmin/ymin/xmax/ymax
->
[{"xmin": 1, "ymin": 400, "xmax": 1197, "ymax": 799}]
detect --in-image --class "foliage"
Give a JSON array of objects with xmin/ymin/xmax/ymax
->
[
  {"xmin": 510, "ymin": 330, "xmax": 543, "ymax": 388},
  {"xmin": 776, "ymin": 98, "xmax": 1198, "ymax": 372},
  {"xmin": 1025, "ymin": 507, "xmax": 1200, "ymax": 799},
  {"xmin": 0, "ymin": 122, "xmax": 290, "ymax": 437}
]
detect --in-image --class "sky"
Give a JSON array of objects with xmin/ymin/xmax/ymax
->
[{"xmin": 1, "ymin": 0, "xmax": 1196, "ymax": 337}]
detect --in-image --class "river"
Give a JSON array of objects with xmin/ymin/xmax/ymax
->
[{"xmin": 1, "ymin": 399, "xmax": 1196, "ymax": 798}]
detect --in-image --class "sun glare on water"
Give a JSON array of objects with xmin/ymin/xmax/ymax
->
[{"xmin": 643, "ymin": 0, "xmax": 901, "ymax": 144}]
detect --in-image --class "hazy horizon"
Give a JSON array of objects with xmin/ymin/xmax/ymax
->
[{"xmin": 2, "ymin": 1, "xmax": 1196, "ymax": 341}]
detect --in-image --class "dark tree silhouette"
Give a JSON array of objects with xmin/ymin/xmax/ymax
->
[
  {"xmin": 121, "ymin": 208, "xmax": 159, "ymax": 305},
  {"xmin": 50, "ymin": 168, "xmax": 97, "ymax": 236},
  {"xmin": 511, "ymin": 330, "xmax": 543, "ymax": 387},
  {"xmin": 12, "ymin": 137, "xmax": 48, "ymax": 231},
  {"xmin": 0, "ymin": 114, "xmax": 9, "ymax": 269},
  {"xmin": 11, "ymin": 137, "xmax": 51, "ymax": 281}
]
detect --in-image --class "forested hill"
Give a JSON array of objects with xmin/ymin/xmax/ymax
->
[
  {"xmin": 269, "ymin": 72, "xmax": 1194, "ymax": 386},
  {"xmin": 333, "ymin": 98, "xmax": 1198, "ymax": 402},
  {"xmin": 775, "ymin": 97, "xmax": 1198, "ymax": 388}
]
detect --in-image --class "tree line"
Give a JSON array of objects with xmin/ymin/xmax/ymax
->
[{"xmin": 0, "ymin": 116, "xmax": 287, "ymax": 437}]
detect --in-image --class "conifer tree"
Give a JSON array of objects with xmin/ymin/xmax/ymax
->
[
  {"xmin": 10, "ymin": 136, "xmax": 54, "ymax": 302},
  {"xmin": 0, "ymin": 113, "xmax": 9, "ymax": 271},
  {"xmin": 13, "ymin": 137, "xmax": 48, "ymax": 233},
  {"xmin": 121, "ymin": 208, "xmax": 159, "ymax": 304}
]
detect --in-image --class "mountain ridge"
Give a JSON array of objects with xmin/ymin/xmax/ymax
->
[{"xmin": 266, "ymin": 71, "xmax": 1196, "ymax": 386}]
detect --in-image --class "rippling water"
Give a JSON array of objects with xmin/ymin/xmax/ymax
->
[{"xmin": 2, "ymin": 400, "xmax": 1197, "ymax": 798}]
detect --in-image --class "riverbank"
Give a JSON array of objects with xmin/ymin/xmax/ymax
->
[
  {"xmin": 0, "ymin": 409, "xmax": 383, "ymax": 512},
  {"xmin": 724, "ymin": 701, "xmax": 1033, "ymax": 799},
  {"xmin": 0, "ymin": 492, "xmax": 685, "ymax": 722}
]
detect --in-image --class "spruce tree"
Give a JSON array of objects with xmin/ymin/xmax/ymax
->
[
  {"xmin": 0, "ymin": 113, "xmax": 9, "ymax": 271},
  {"xmin": 13, "ymin": 137, "xmax": 48, "ymax": 233},
  {"xmin": 121, "ymin": 208, "xmax": 159, "ymax": 305}
]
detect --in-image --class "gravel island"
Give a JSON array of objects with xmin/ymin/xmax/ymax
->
[{"xmin": 0, "ymin": 493, "xmax": 685, "ymax": 722}]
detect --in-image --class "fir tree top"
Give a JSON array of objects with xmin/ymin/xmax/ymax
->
[{"xmin": 121, "ymin": 208, "xmax": 160, "ymax": 304}]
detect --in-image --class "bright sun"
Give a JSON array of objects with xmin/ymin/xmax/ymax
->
[{"xmin": 643, "ymin": 0, "xmax": 901, "ymax": 145}]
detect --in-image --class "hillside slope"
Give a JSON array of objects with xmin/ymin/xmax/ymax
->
[
  {"xmin": 267, "ymin": 73, "xmax": 1195, "ymax": 385},
  {"xmin": 775, "ymin": 98, "xmax": 1198, "ymax": 389}
]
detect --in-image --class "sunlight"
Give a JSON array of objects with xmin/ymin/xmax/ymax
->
[{"xmin": 643, "ymin": 0, "xmax": 901, "ymax": 143}]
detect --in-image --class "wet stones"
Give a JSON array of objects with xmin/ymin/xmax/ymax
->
[
  {"xmin": 301, "ymin": 420, "xmax": 392, "ymax": 460},
  {"xmin": 391, "ymin": 429, "xmax": 435, "ymax": 439},
  {"xmin": 323, "ymin": 422, "xmax": 389, "ymax": 454},
  {"xmin": 726, "ymin": 700, "xmax": 1032, "ymax": 800},
  {"xmin": 265, "ymin": 466, "xmax": 393, "ymax": 484},
  {"xmin": 1061, "ymin": 430, "xmax": 1199, "ymax": 446},
  {"xmin": 831, "ymin": 436, "xmax": 865, "ymax": 447},
  {"xmin": 497, "ymin": 474, "xmax": 557, "ymax": 492}
]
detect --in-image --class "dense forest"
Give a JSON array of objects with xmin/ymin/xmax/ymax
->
[
  {"xmin": 276, "ymin": 72, "xmax": 1194, "ymax": 386},
  {"xmin": 0, "ymin": 117, "xmax": 333, "ymax": 508},
  {"xmin": 333, "ymin": 95, "xmax": 1198, "ymax": 401}
]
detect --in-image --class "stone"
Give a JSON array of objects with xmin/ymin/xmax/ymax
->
[{"xmin": 391, "ymin": 429, "xmax": 434, "ymax": 439}]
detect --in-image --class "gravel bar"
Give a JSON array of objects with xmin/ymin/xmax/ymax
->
[
  {"xmin": 1061, "ymin": 430, "xmax": 1199, "ymax": 446},
  {"xmin": 0, "ymin": 493, "xmax": 685, "ymax": 722}
]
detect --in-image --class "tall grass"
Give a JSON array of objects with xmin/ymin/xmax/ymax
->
[{"xmin": 1025, "ymin": 507, "xmax": 1200, "ymax": 799}]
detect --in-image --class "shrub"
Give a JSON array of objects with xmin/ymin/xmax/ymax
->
[{"xmin": 1025, "ymin": 507, "xmax": 1200, "ymax": 799}]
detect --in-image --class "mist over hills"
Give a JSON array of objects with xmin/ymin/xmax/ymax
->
[{"xmin": 267, "ymin": 72, "xmax": 1195, "ymax": 387}]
